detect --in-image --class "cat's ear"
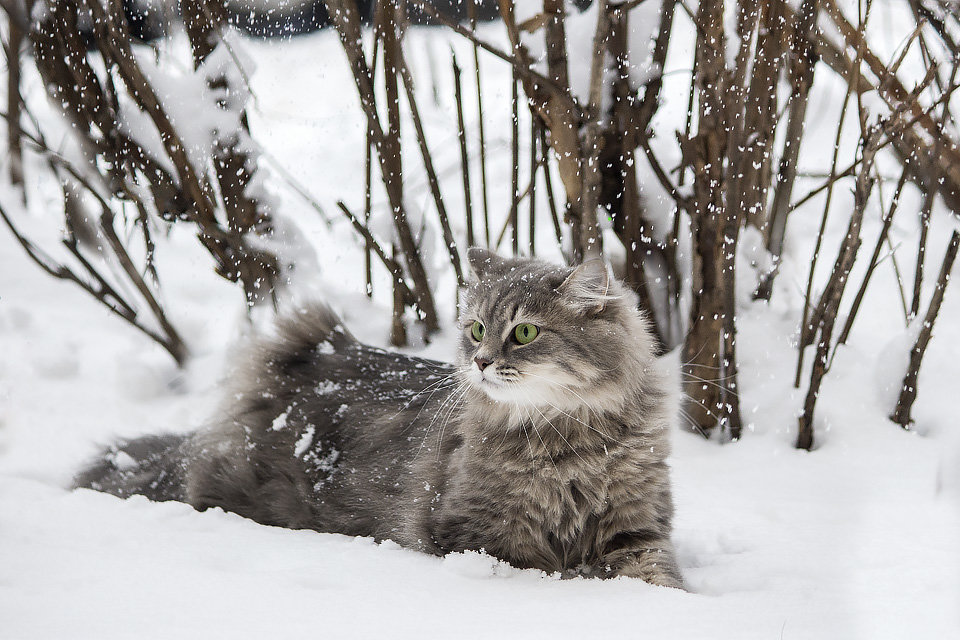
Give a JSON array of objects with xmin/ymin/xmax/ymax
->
[
  {"xmin": 559, "ymin": 259, "xmax": 613, "ymax": 314},
  {"xmin": 467, "ymin": 247, "xmax": 508, "ymax": 280}
]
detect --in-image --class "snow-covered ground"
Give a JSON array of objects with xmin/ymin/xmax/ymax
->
[{"xmin": 2, "ymin": 11, "xmax": 960, "ymax": 639}]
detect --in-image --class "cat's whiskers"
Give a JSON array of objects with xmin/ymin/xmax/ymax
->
[
  {"xmin": 682, "ymin": 371, "xmax": 740, "ymax": 398},
  {"xmin": 400, "ymin": 372, "xmax": 463, "ymax": 432},
  {"xmin": 444, "ymin": 388, "xmax": 471, "ymax": 448},
  {"xmin": 429, "ymin": 380, "xmax": 467, "ymax": 437},
  {"xmin": 418, "ymin": 377, "xmax": 465, "ymax": 435},
  {"xmin": 677, "ymin": 391, "xmax": 734, "ymax": 436},
  {"xmin": 682, "ymin": 370, "xmax": 737, "ymax": 384},
  {"xmin": 518, "ymin": 419, "xmax": 538, "ymax": 479},
  {"xmin": 532, "ymin": 404, "xmax": 588, "ymax": 466},
  {"xmin": 525, "ymin": 407, "xmax": 562, "ymax": 480},
  {"xmin": 404, "ymin": 381, "xmax": 459, "ymax": 435},
  {"xmin": 395, "ymin": 385, "xmax": 461, "ymax": 440},
  {"xmin": 677, "ymin": 405, "xmax": 710, "ymax": 438},
  {"xmin": 676, "ymin": 352, "xmax": 736, "ymax": 432},
  {"xmin": 540, "ymin": 398, "xmax": 627, "ymax": 448},
  {"xmin": 494, "ymin": 411, "xmax": 516, "ymax": 451},
  {"xmin": 681, "ymin": 359, "xmax": 732, "ymax": 375},
  {"xmin": 680, "ymin": 340, "xmax": 714, "ymax": 371},
  {"xmin": 434, "ymin": 384, "xmax": 472, "ymax": 461},
  {"xmin": 679, "ymin": 388, "xmax": 728, "ymax": 422},
  {"xmin": 680, "ymin": 348, "xmax": 740, "ymax": 387},
  {"xmin": 412, "ymin": 360, "xmax": 459, "ymax": 375},
  {"xmin": 680, "ymin": 356, "xmax": 738, "ymax": 384},
  {"xmin": 390, "ymin": 370, "xmax": 460, "ymax": 420},
  {"xmin": 415, "ymin": 379, "xmax": 468, "ymax": 460}
]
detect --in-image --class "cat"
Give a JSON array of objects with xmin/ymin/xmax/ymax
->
[{"xmin": 76, "ymin": 248, "xmax": 683, "ymax": 588}]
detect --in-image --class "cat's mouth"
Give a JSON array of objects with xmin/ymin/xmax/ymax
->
[
  {"xmin": 479, "ymin": 375, "xmax": 508, "ymax": 388},
  {"xmin": 467, "ymin": 369, "xmax": 534, "ymax": 405},
  {"xmin": 475, "ymin": 371, "xmax": 507, "ymax": 388}
]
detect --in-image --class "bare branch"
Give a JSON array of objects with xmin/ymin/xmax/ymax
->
[
  {"xmin": 335, "ymin": 201, "xmax": 416, "ymax": 309},
  {"xmin": 890, "ymin": 229, "xmax": 960, "ymax": 428}
]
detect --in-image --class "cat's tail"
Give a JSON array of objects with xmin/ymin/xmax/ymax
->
[{"xmin": 73, "ymin": 433, "xmax": 189, "ymax": 502}]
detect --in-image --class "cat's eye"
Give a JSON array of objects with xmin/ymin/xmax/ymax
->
[
  {"xmin": 471, "ymin": 321, "xmax": 485, "ymax": 342},
  {"xmin": 513, "ymin": 323, "xmax": 539, "ymax": 345}
]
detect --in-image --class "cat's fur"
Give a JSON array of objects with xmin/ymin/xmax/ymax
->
[{"xmin": 76, "ymin": 249, "xmax": 683, "ymax": 587}]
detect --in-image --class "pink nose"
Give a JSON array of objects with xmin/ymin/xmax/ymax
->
[{"xmin": 474, "ymin": 356, "xmax": 492, "ymax": 371}]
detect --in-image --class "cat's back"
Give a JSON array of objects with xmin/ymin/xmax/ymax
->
[
  {"xmin": 227, "ymin": 304, "xmax": 453, "ymax": 436},
  {"xmin": 184, "ymin": 304, "xmax": 456, "ymax": 534}
]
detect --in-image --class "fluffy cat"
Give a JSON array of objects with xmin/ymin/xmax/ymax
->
[{"xmin": 76, "ymin": 249, "xmax": 683, "ymax": 587}]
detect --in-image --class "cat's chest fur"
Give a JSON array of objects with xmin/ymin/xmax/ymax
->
[{"xmin": 426, "ymin": 407, "xmax": 646, "ymax": 573}]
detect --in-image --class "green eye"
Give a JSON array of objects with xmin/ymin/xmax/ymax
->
[
  {"xmin": 471, "ymin": 321, "xmax": 485, "ymax": 341},
  {"xmin": 514, "ymin": 323, "xmax": 539, "ymax": 345}
]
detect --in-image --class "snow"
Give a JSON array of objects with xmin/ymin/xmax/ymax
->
[
  {"xmin": 2, "ymin": 9, "xmax": 959, "ymax": 640},
  {"xmin": 316, "ymin": 340, "xmax": 336, "ymax": 355},
  {"xmin": 294, "ymin": 424, "xmax": 315, "ymax": 457},
  {"xmin": 315, "ymin": 380, "xmax": 341, "ymax": 395},
  {"xmin": 270, "ymin": 410, "xmax": 289, "ymax": 431}
]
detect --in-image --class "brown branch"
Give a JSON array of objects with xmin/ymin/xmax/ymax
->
[
  {"xmin": 910, "ymin": 58, "xmax": 959, "ymax": 317},
  {"xmin": 835, "ymin": 168, "xmax": 909, "ymax": 348},
  {"xmin": 364, "ymin": 124, "xmax": 374, "ymax": 298},
  {"xmin": 795, "ymin": 17, "xmax": 868, "ymax": 388},
  {"xmin": 98, "ymin": 209, "xmax": 188, "ymax": 364},
  {"xmin": 510, "ymin": 70, "xmax": 520, "ymax": 255},
  {"xmin": 636, "ymin": 0, "xmax": 678, "ymax": 132},
  {"xmin": 812, "ymin": 0, "xmax": 960, "ymax": 214},
  {"xmin": 451, "ymin": 53, "xmax": 475, "ymax": 251},
  {"xmin": 796, "ymin": 124, "xmax": 881, "ymax": 450},
  {"xmin": 761, "ymin": 0, "xmax": 819, "ymax": 295},
  {"xmin": 397, "ymin": 46, "xmax": 464, "ymax": 287},
  {"xmin": 468, "ymin": 0, "xmax": 490, "ymax": 246},
  {"xmin": 325, "ymin": 0, "xmax": 439, "ymax": 332},
  {"xmin": 575, "ymin": 0, "xmax": 610, "ymax": 262},
  {"xmin": 23, "ymin": 128, "xmax": 188, "ymax": 362},
  {"xmin": 890, "ymin": 229, "xmax": 960, "ymax": 428},
  {"xmin": 528, "ymin": 114, "xmax": 538, "ymax": 256},
  {"xmin": 390, "ymin": 243, "xmax": 407, "ymax": 347},
  {"xmin": 335, "ymin": 201, "xmax": 416, "ymax": 309},
  {"xmin": 5, "ymin": 15, "xmax": 25, "ymax": 195},
  {"xmin": 411, "ymin": 0, "xmax": 582, "ymax": 120},
  {"xmin": 636, "ymin": 138, "xmax": 683, "ymax": 214},
  {"xmin": 498, "ymin": 0, "xmax": 583, "ymax": 231},
  {"xmin": 0, "ymin": 200, "xmax": 187, "ymax": 365},
  {"xmin": 540, "ymin": 124, "xmax": 564, "ymax": 246}
]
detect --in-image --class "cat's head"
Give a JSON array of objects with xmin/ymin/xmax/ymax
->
[{"xmin": 457, "ymin": 248, "xmax": 656, "ymax": 413}]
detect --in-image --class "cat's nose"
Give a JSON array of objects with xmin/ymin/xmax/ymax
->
[{"xmin": 474, "ymin": 356, "xmax": 493, "ymax": 371}]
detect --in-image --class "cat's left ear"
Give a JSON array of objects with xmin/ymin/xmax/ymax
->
[
  {"xmin": 559, "ymin": 259, "xmax": 612, "ymax": 314},
  {"xmin": 467, "ymin": 247, "xmax": 508, "ymax": 280}
]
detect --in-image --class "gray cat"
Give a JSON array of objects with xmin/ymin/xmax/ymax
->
[{"xmin": 76, "ymin": 249, "xmax": 683, "ymax": 587}]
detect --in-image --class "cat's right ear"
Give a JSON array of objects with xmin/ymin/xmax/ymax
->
[
  {"xmin": 559, "ymin": 259, "xmax": 613, "ymax": 314},
  {"xmin": 467, "ymin": 247, "xmax": 507, "ymax": 280}
]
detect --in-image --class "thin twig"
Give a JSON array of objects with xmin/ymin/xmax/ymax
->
[
  {"xmin": 397, "ymin": 46, "xmax": 464, "ymax": 286},
  {"xmin": 452, "ymin": 53, "xmax": 475, "ymax": 250},
  {"xmin": 890, "ymin": 229, "xmax": 960, "ymax": 428},
  {"xmin": 796, "ymin": 124, "xmax": 882, "ymax": 450},
  {"xmin": 510, "ymin": 70, "xmax": 520, "ymax": 255},
  {"xmin": 410, "ymin": 0, "xmax": 583, "ymax": 120},
  {"xmin": 0, "ymin": 200, "xmax": 186, "ymax": 364},
  {"xmin": 539, "ymin": 124, "xmax": 564, "ymax": 246},
  {"xmin": 529, "ymin": 115, "xmax": 538, "ymax": 256},
  {"xmin": 639, "ymin": 135, "xmax": 692, "ymax": 212},
  {"xmin": 335, "ymin": 200, "xmax": 415, "ymax": 308},
  {"xmin": 795, "ymin": 37, "xmax": 861, "ymax": 389},
  {"xmin": 467, "ymin": 0, "xmax": 490, "ymax": 247},
  {"xmin": 910, "ymin": 56, "xmax": 959, "ymax": 316},
  {"xmin": 835, "ymin": 168, "xmax": 909, "ymax": 348}
]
